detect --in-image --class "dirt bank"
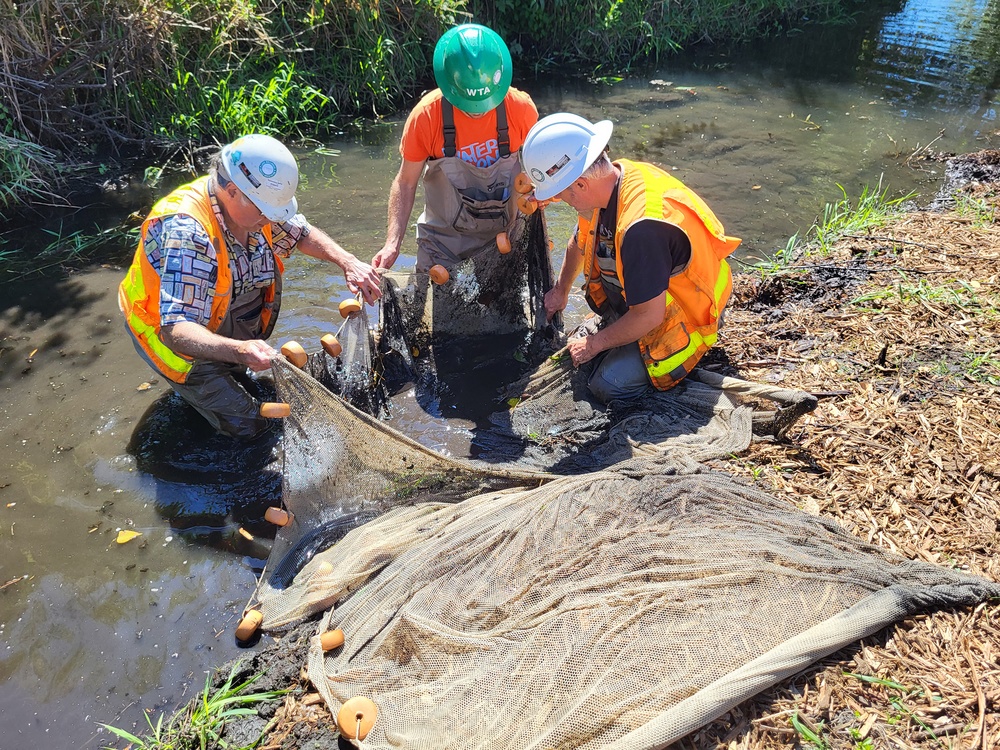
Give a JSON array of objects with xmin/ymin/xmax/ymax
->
[{"xmin": 188, "ymin": 151, "xmax": 1000, "ymax": 750}]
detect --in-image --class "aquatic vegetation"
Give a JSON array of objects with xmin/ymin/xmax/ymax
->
[
  {"xmin": 476, "ymin": 0, "xmax": 853, "ymax": 74},
  {"xmin": 100, "ymin": 662, "xmax": 284, "ymax": 750},
  {"xmin": 749, "ymin": 179, "xmax": 915, "ymax": 275}
]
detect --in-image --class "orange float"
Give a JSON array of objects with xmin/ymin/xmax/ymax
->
[
  {"xmin": 235, "ymin": 610, "xmax": 263, "ymax": 642},
  {"xmin": 428, "ymin": 264, "xmax": 450, "ymax": 285},
  {"xmin": 496, "ymin": 232, "xmax": 511, "ymax": 255},
  {"xmin": 513, "ymin": 172, "xmax": 533, "ymax": 194},
  {"xmin": 516, "ymin": 194, "xmax": 537, "ymax": 215},
  {"xmin": 337, "ymin": 697, "xmax": 378, "ymax": 741},
  {"xmin": 280, "ymin": 341, "xmax": 308, "ymax": 368},
  {"xmin": 264, "ymin": 506, "xmax": 292, "ymax": 527},
  {"xmin": 339, "ymin": 298, "xmax": 362, "ymax": 318},
  {"xmin": 320, "ymin": 334, "xmax": 342, "ymax": 358},
  {"xmin": 320, "ymin": 628, "xmax": 345, "ymax": 651},
  {"xmin": 259, "ymin": 402, "xmax": 291, "ymax": 419}
]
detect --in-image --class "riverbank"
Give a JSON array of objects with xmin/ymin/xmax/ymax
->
[
  {"xmin": 0, "ymin": 0, "xmax": 857, "ymax": 223},
  {"xmin": 135, "ymin": 151, "xmax": 1000, "ymax": 750}
]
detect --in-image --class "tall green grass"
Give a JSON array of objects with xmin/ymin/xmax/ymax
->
[
  {"xmin": 476, "ymin": 0, "xmax": 855, "ymax": 74},
  {"xmin": 100, "ymin": 662, "xmax": 285, "ymax": 750},
  {"xmin": 751, "ymin": 180, "xmax": 915, "ymax": 276}
]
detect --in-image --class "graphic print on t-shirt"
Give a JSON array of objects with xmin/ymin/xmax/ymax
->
[{"xmin": 457, "ymin": 138, "xmax": 501, "ymax": 167}]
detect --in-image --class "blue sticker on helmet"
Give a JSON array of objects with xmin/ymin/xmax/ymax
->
[{"xmin": 259, "ymin": 160, "xmax": 277, "ymax": 178}]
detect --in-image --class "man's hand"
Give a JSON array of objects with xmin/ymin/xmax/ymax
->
[
  {"xmin": 343, "ymin": 258, "xmax": 382, "ymax": 304},
  {"xmin": 371, "ymin": 244, "xmax": 399, "ymax": 272},
  {"xmin": 567, "ymin": 335, "xmax": 599, "ymax": 366},
  {"xmin": 543, "ymin": 284, "xmax": 570, "ymax": 322},
  {"xmin": 237, "ymin": 339, "xmax": 278, "ymax": 372}
]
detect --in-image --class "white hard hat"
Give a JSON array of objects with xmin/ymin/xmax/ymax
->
[
  {"xmin": 219, "ymin": 134, "xmax": 299, "ymax": 222},
  {"xmin": 520, "ymin": 113, "xmax": 613, "ymax": 201}
]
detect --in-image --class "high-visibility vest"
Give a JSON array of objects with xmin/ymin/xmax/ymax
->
[
  {"xmin": 118, "ymin": 176, "xmax": 282, "ymax": 383},
  {"xmin": 578, "ymin": 159, "xmax": 741, "ymax": 390}
]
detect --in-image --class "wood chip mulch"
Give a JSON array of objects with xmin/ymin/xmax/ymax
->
[
  {"xmin": 693, "ymin": 184, "xmax": 1000, "ymax": 749},
  {"xmin": 258, "ymin": 174, "xmax": 1000, "ymax": 750}
]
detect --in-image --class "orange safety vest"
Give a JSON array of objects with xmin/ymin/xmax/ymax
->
[
  {"xmin": 578, "ymin": 159, "xmax": 741, "ymax": 390},
  {"xmin": 118, "ymin": 176, "xmax": 283, "ymax": 383}
]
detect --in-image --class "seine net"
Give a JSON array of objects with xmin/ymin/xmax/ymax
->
[
  {"xmin": 294, "ymin": 456, "xmax": 999, "ymax": 750},
  {"xmin": 241, "ymin": 209, "xmax": 999, "ymax": 749}
]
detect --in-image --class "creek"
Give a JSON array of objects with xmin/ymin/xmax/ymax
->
[{"xmin": 1, "ymin": 2, "xmax": 998, "ymax": 747}]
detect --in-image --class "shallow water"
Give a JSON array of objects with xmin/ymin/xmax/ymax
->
[{"xmin": 2, "ymin": 3, "xmax": 1000, "ymax": 747}]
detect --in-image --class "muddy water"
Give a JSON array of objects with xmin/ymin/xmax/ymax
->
[{"xmin": 3, "ymin": 3, "xmax": 1000, "ymax": 747}]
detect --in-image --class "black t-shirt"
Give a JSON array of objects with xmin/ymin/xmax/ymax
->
[{"xmin": 597, "ymin": 179, "xmax": 692, "ymax": 308}]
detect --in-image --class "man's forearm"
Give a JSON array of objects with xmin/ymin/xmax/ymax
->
[
  {"xmin": 384, "ymin": 177, "xmax": 417, "ymax": 253},
  {"xmin": 298, "ymin": 227, "xmax": 356, "ymax": 270},
  {"xmin": 160, "ymin": 321, "xmax": 243, "ymax": 363}
]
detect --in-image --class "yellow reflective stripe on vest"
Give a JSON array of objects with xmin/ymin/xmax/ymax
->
[
  {"xmin": 646, "ymin": 329, "xmax": 718, "ymax": 378},
  {"xmin": 712, "ymin": 259, "xmax": 731, "ymax": 316},
  {"xmin": 125, "ymin": 307, "xmax": 194, "ymax": 374}
]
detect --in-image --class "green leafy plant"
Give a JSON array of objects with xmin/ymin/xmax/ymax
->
[
  {"xmin": 790, "ymin": 711, "xmax": 830, "ymax": 750},
  {"xmin": 101, "ymin": 662, "xmax": 284, "ymax": 750},
  {"xmin": 751, "ymin": 180, "xmax": 914, "ymax": 278}
]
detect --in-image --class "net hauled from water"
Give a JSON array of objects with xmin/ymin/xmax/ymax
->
[
  {"xmin": 248, "ymin": 352, "xmax": 999, "ymax": 750},
  {"xmin": 242, "ymin": 211, "xmax": 999, "ymax": 748}
]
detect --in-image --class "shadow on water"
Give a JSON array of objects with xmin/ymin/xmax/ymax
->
[{"xmin": 126, "ymin": 390, "xmax": 284, "ymax": 568}]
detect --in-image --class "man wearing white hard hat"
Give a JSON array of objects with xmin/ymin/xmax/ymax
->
[
  {"xmin": 521, "ymin": 113, "xmax": 741, "ymax": 402},
  {"xmin": 120, "ymin": 134, "xmax": 382, "ymax": 438}
]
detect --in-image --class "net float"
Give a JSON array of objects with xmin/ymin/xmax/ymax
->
[
  {"xmin": 235, "ymin": 609, "xmax": 263, "ymax": 642},
  {"xmin": 337, "ymin": 697, "xmax": 378, "ymax": 741},
  {"xmin": 339, "ymin": 298, "xmax": 362, "ymax": 318},
  {"xmin": 320, "ymin": 334, "xmax": 342, "ymax": 358},
  {"xmin": 280, "ymin": 341, "xmax": 308, "ymax": 368},
  {"xmin": 496, "ymin": 232, "xmax": 511, "ymax": 255},
  {"xmin": 516, "ymin": 194, "xmax": 538, "ymax": 215},
  {"xmin": 513, "ymin": 172, "xmax": 533, "ymax": 194},
  {"xmin": 259, "ymin": 402, "xmax": 290, "ymax": 419},
  {"xmin": 428, "ymin": 264, "xmax": 450, "ymax": 285},
  {"xmin": 320, "ymin": 628, "xmax": 345, "ymax": 651},
  {"xmin": 264, "ymin": 506, "xmax": 292, "ymax": 527}
]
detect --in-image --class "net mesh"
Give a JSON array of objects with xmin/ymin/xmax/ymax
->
[
  {"xmin": 295, "ymin": 456, "xmax": 998, "ymax": 750},
  {"xmin": 241, "ymin": 209, "xmax": 1000, "ymax": 749}
]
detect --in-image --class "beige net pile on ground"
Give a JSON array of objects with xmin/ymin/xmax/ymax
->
[
  {"xmin": 291, "ymin": 454, "xmax": 999, "ymax": 750},
  {"xmin": 483, "ymin": 353, "xmax": 820, "ymax": 472},
  {"xmin": 247, "ymin": 349, "xmax": 1000, "ymax": 750}
]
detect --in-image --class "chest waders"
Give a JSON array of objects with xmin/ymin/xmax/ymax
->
[{"xmin": 415, "ymin": 101, "xmax": 521, "ymax": 270}]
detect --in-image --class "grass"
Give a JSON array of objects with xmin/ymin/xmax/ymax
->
[
  {"xmin": 0, "ymin": 222, "xmax": 140, "ymax": 281},
  {"xmin": 953, "ymin": 192, "xmax": 995, "ymax": 227},
  {"xmin": 0, "ymin": 133, "xmax": 65, "ymax": 221},
  {"xmin": 790, "ymin": 710, "xmax": 830, "ymax": 750},
  {"xmin": 748, "ymin": 179, "xmax": 916, "ymax": 276},
  {"xmin": 155, "ymin": 61, "xmax": 333, "ymax": 142},
  {"xmin": 476, "ymin": 0, "xmax": 853, "ymax": 75},
  {"xmin": 101, "ymin": 662, "xmax": 285, "ymax": 750}
]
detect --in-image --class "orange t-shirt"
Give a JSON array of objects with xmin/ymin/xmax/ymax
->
[{"xmin": 400, "ymin": 87, "xmax": 538, "ymax": 167}]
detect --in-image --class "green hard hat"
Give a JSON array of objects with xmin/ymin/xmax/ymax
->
[{"xmin": 433, "ymin": 24, "xmax": 513, "ymax": 115}]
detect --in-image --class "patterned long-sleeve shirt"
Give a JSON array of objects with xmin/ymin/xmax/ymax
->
[{"xmin": 141, "ymin": 183, "xmax": 310, "ymax": 327}]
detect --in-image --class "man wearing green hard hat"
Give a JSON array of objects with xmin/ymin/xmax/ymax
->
[{"xmin": 372, "ymin": 23, "xmax": 538, "ymax": 272}]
